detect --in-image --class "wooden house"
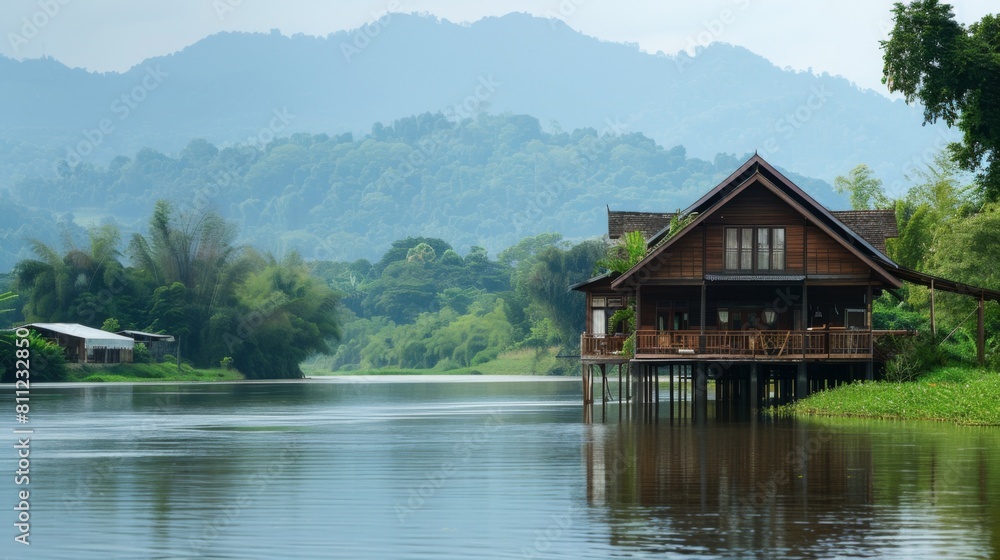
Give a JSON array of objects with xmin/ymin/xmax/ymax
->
[
  {"xmin": 22, "ymin": 323, "xmax": 135, "ymax": 364},
  {"xmin": 573, "ymin": 155, "xmax": 999, "ymax": 415}
]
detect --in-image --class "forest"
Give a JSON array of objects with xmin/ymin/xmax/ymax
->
[{"xmin": 0, "ymin": 112, "xmax": 838, "ymax": 273}]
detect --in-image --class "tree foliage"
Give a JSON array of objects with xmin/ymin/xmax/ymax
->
[
  {"xmin": 882, "ymin": 0, "xmax": 1000, "ymax": 202},
  {"xmin": 834, "ymin": 164, "xmax": 892, "ymax": 210},
  {"xmin": 11, "ymin": 203, "xmax": 341, "ymax": 379},
  {"xmin": 595, "ymin": 231, "xmax": 647, "ymax": 274}
]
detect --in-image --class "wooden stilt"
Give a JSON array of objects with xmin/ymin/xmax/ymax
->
[
  {"xmin": 655, "ymin": 366, "xmax": 660, "ymax": 403},
  {"xmin": 694, "ymin": 363, "xmax": 707, "ymax": 423},
  {"xmin": 978, "ymin": 295, "xmax": 986, "ymax": 366},
  {"xmin": 930, "ymin": 279, "xmax": 937, "ymax": 337},
  {"xmin": 796, "ymin": 362, "xmax": 807, "ymax": 400}
]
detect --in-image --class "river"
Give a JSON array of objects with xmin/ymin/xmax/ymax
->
[{"xmin": 4, "ymin": 376, "xmax": 999, "ymax": 559}]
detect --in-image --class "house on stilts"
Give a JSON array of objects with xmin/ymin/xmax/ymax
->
[{"xmin": 572, "ymin": 154, "xmax": 1000, "ymax": 420}]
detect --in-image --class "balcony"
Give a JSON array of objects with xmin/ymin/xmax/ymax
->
[
  {"xmin": 580, "ymin": 334, "xmax": 628, "ymax": 358},
  {"xmin": 581, "ymin": 330, "xmax": 913, "ymax": 361}
]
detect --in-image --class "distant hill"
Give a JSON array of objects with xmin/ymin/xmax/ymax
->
[
  {"xmin": 1, "ymin": 113, "xmax": 839, "ymax": 272},
  {"xmin": 0, "ymin": 12, "xmax": 950, "ymax": 192}
]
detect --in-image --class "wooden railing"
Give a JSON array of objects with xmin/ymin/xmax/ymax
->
[
  {"xmin": 626, "ymin": 330, "xmax": 911, "ymax": 359},
  {"xmin": 580, "ymin": 334, "xmax": 628, "ymax": 357},
  {"xmin": 581, "ymin": 330, "xmax": 914, "ymax": 359}
]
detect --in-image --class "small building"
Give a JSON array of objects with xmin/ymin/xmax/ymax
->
[
  {"xmin": 573, "ymin": 154, "xmax": 1000, "ymax": 413},
  {"xmin": 116, "ymin": 330, "xmax": 176, "ymax": 361},
  {"xmin": 22, "ymin": 323, "xmax": 134, "ymax": 364}
]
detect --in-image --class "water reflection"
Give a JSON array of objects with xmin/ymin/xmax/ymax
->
[
  {"xmin": 583, "ymin": 414, "xmax": 1000, "ymax": 558},
  {"xmin": 12, "ymin": 380, "xmax": 1000, "ymax": 559}
]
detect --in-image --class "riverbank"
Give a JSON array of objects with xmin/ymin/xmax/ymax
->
[
  {"xmin": 781, "ymin": 366, "xmax": 1000, "ymax": 426},
  {"xmin": 66, "ymin": 363, "xmax": 244, "ymax": 383}
]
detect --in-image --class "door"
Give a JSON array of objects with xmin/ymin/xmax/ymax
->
[{"xmin": 656, "ymin": 308, "xmax": 690, "ymax": 331}]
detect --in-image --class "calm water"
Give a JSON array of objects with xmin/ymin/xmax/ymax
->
[{"xmin": 4, "ymin": 376, "xmax": 1000, "ymax": 559}]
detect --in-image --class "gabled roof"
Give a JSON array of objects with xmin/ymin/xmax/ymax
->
[
  {"xmin": 610, "ymin": 154, "xmax": 903, "ymax": 290},
  {"xmin": 645, "ymin": 155, "xmax": 896, "ymax": 264},
  {"xmin": 23, "ymin": 323, "xmax": 135, "ymax": 349}
]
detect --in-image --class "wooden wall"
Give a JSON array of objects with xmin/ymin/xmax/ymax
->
[
  {"xmin": 694, "ymin": 183, "xmax": 868, "ymax": 277},
  {"xmin": 645, "ymin": 228, "xmax": 704, "ymax": 279}
]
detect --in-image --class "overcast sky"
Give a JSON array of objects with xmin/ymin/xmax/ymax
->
[{"xmin": 1, "ymin": 1, "xmax": 994, "ymax": 96}]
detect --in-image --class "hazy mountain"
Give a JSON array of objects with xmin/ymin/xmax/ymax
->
[{"xmin": 1, "ymin": 12, "xmax": 949, "ymax": 192}]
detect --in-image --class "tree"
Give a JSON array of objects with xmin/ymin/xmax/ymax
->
[
  {"xmin": 882, "ymin": 1, "xmax": 1000, "ymax": 202},
  {"xmin": 227, "ymin": 254, "xmax": 341, "ymax": 379},
  {"xmin": 889, "ymin": 152, "xmax": 972, "ymax": 269},
  {"xmin": 834, "ymin": 164, "xmax": 892, "ymax": 210},
  {"xmin": 595, "ymin": 230, "xmax": 647, "ymax": 274},
  {"xmin": 519, "ymin": 240, "xmax": 605, "ymax": 346}
]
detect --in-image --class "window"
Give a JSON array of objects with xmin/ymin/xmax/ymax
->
[
  {"xmin": 592, "ymin": 308, "xmax": 606, "ymax": 335},
  {"xmin": 757, "ymin": 228, "xmax": 770, "ymax": 271},
  {"xmin": 724, "ymin": 227, "xmax": 785, "ymax": 272},
  {"xmin": 725, "ymin": 229, "xmax": 738, "ymax": 270},
  {"xmin": 591, "ymin": 295, "xmax": 625, "ymax": 335},
  {"xmin": 772, "ymin": 228, "xmax": 785, "ymax": 270}
]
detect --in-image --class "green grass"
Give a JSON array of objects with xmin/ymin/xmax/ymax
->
[
  {"xmin": 306, "ymin": 347, "xmax": 566, "ymax": 377},
  {"xmin": 65, "ymin": 363, "xmax": 244, "ymax": 383},
  {"xmin": 781, "ymin": 366, "xmax": 1000, "ymax": 426}
]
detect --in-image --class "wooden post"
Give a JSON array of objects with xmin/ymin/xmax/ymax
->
[
  {"xmin": 802, "ymin": 283, "xmax": 809, "ymax": 334},
  {"xmin": 694, "ymin": 363, "xmax": 707, "ymax": 423},
  {"xmin": 930, "ymin": 279, "xmax": 936, "ymax": 337},
  {"xmin": 669, "ymin": 364, "xmax": 675, "ymax": 421},
  {"xmin": 631, "ymin": 360, "xmax": 640, "ymax": 407},
  {"xmin": 700, "ymin": 283, "xmax": 707, "ymax": 353},
  {"xmin": 978, "ymin": 295, "xmax": 986, "ymax": 366},
  {"xmin": 796, "ymin": 362, "xmax": 807, "ymax": 400},
  {"xmin": 655, "ymin": 366, "xmax": 660, "ymax": 403},
  {"xmin": 867, "ymin": 283, "xmax": 874, "ymax": 375},
  {"xmin": 617, "ymin": 363, "xmax": 622, "ymax": 403},
  {"xmin": 600, "ymin": 363, "xmax": 607, "ymax": 406},
  {"xmin": 749, "ymin": 363, "xmax": 758, "ymax": 413}
]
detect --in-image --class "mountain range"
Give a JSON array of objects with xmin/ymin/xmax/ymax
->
[{"xmin": 0, "ymin": 12, "xmax": 952, "ymax": 271}]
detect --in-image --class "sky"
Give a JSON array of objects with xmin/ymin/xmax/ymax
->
[{"xmin": 0, "ymin": 1, "xmax": 995, "ymax": 97}]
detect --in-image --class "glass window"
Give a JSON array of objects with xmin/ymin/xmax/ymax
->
[
  {"xmin": 592, "ymin": 308, "xmax": 606, "ymax": 335},
  {"xmin": 740, "ymin": 228, "xmax": 753, "ymax": 270},
  {"xmin": 724, "ymin": 227, "xmax": 786, "ymax": 273},
  {"xmin": 757, "ymin": 228, "xmax": 770, "ymax": 271},
  {"xmin": 725, "ymin": 228, "xmax": 738, "ymax": 270},
  {"xmin": 772, "ymin": 228, "xmax": 785, "ymax": 270}
]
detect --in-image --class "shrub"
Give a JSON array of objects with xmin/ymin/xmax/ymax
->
[
  {"xmin": 880, "ymin": 331, "xmax": 946, "ymax": 383},
  {"xmin": 0, "ymin": 331, "xmax": 68, "ymax": 382},
  {"xmin": 133, "ymin": 342, "xmax": 152, "ymax": 363}
]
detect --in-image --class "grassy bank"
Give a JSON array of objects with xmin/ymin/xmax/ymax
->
[
  {"xmin": 781, "ymin": 366, "xmax": 1000, "ymax": 426},
  {"xmin": 66, "ymin": 363, "xmax": 244, "ymax": 383},
  {"xmin": 304, "ymin": 347, "xmax": 567, "ymax": 377}
]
